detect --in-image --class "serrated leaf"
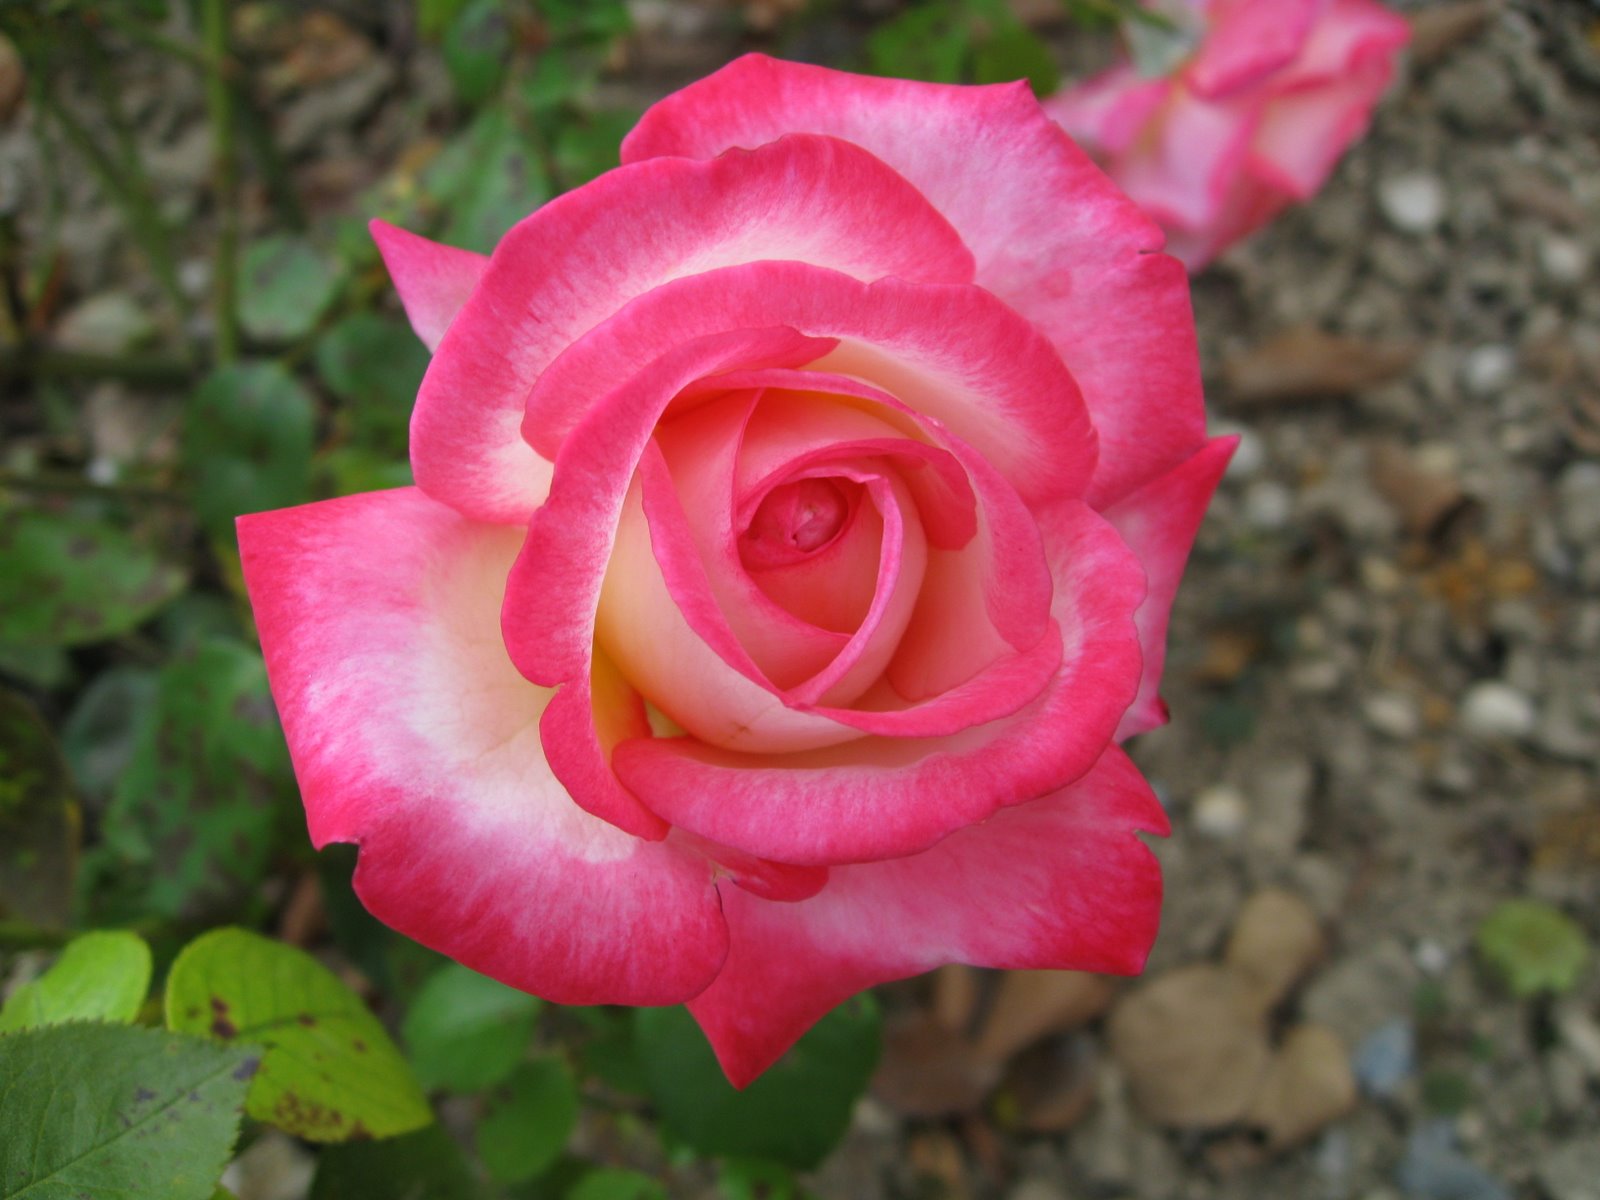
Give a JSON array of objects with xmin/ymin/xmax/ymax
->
[
  {"xmin": 1476, "ymin": 899, "xmax": 1591, "ymax": 998},
  {"xmin": 476, "ymin": 1058, "xmax": 578, "ymax": 1183},
  {"xmin": 567, "ymin": 1169, "xmax": 667, "ymax": 1200},
  {"xmin": 90, "ymin": 639, "xmax": 293, "ymax": 922},
  {"xmin": 0, "ymin": 689, "xmax": 80, "ymax": 927},
  {"xmin": 238, "ymin": 235, "xmax": 340, "ymax": 342},
  {"xmin": 166, "ymin": 927, "xmax": 431, "ymax": 1142},
  {"xmin": 311, "ymin": 1123, "xmax": 482, "ymax": 1200},
  {"xmin": 185, "ymin": 362, "xmax": 315, "ymax": 542},
  {"xmin": 0, "ymin": 930, "xmax": 151, "ymax": 1032},
  {"xmin": 403, "ymin": 962, "xmax": 541, "ymax": 1092},
  {"xmin": 634, "ymin": 997, "xmax": 880, "ymax": 1169},
  {"xmin": 0, "ymin": 509, "xmax": 185, "ymax": 647},
  {"xmin": 0, "ymin": 1022, "xmax": 257, "ymax": 1200}
]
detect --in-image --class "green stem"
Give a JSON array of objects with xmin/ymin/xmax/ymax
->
[
  {"xmin": 0, "ymin": 346, "xmax": 194, "ymax": 387},
  {"xmin": 0, "ymin": 469, "xmax": 185, "ymax": 506},
  {"xmin": 202, "ymin": 0, "xmax": 239, "ymax": 365}
]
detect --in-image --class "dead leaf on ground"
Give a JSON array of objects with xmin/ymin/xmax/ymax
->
[
  {"xmin": 1242, "ymin": 1024, "xmax": 1358, "ymax": 1149},
  {"xmin": 1107, "ymin": 964, "xmax": 1273, "ymax": 1128},
  {"xmin": 1006, "ymin": 1032, "xmax": 1100, "ymax": 1133},
  {"xmin": 873, "ymin": 1012, "xmax": 1002, "ymax": 1118},
  {"xmin": 1369, "ymin": 442, "xmax": 1474, "ymax": 540},
  {"xmin": 1409, "ymin": 1, "xmax": 1497, "ymax": 65},
  {"xmin": 1220, "ymin": 327, "xmax": 1419, "ymax": 408},
  {"xmin": 1224, "ymin": 889, "xmax": 1327, "ymax": 1018},
  {"xmin": 973, "ymin": 970, "xmax": 1115, "ymax": 1063}
]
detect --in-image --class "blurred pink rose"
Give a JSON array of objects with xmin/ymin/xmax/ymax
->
[
  {"xmin": 1046, "ymin": 0, "xmax": 1410, "ymax": 269},
  {"xmin": 238, "ymin": 55, "xmax": 1232, "ymax": 1086}
]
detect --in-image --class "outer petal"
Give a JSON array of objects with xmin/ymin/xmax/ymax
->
[
  {"xmin": 612, "ymin": 500, "xmax": 1145, "ymax": 867},
  {"xmin": 1185, "ymin": 0, "xmax": 1323, "ymax": 99},
  {"xmin": 1043, "ymin": 67, "xmax": 1172, "ymax": 157},
  {"xmin": 236, "ymin": 488, "xmax": 728, "ymax": 1005},
  {"xmin": 688, "ymin": 746, "xmax": 1169, "ymax": 1086},
  {"xmin": 1104, "ymin": 436, "xmax": 1236, "ymax": 740},
  {"xmin": 622, "ymin": 54, "xmax": 1205, "ymax": 507},
  {"xmin": 412, "ymin": 134, "xmax": 977, "ymax": 524},
  {"xmin": 1113, "ymin": 88, "xmax": 1263, "ymax": 235},
  {"xmin": 369, "ymin": 220, "xmax": 488, "ymax": 352}
]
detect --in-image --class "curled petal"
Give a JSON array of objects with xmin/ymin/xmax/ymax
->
[{"xmin": 369, "ymin": 220, "xmax": 488, "ymax": 352}]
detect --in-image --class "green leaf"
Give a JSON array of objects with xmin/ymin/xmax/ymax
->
[
  {"xmin": 185, "ymin": 361, "xmax": 315, "ymax": 542},
  {"xmin": 866, "ymin": 2, "xmax": 968, "ymax": 83},
  {"xmin": 634, "ymin": 997, "xmax": 880, "ymax": 1169},
  {"xmin": 1476, "ymin": 899, "xmax": 1591, "ymax": 998},
  {"xmin": 552, "ymin": 110, "xmax": 636, "ymax": 189},
  {"xmin": 91, "ymin": 639, "xmax": 293, "ymax": 922},
  {"xmin": 425, "ymin": 109, "xmax": 550, "ymax": 254},
  {"xmin": 0, "ymin": 930, "xmax": 151, "ymax": 1033},
  {"xmin": 403, "ymin": 962, "xmax": 542, "ymax": 1092},
  {"xmin": 313, "ymin": 311, "xmax": 429, "ymax": 453},
  {"xmin": 61, "ymin": 666, "xmax": 159, "ymax": 806},
  {"xmin": 477, "ymin": 1058, "xmax": 579, "ymax": 1183},
  {"xmin": 0, "ymin": 640, "xmax": 71, "ymax": 689},
  {"xmin": 0, "ymin": 689, "xmax": 80, "ymax": 927},
  {"xmin": 443, "ymin": 0, "xmax": 511, "ymax": 104},
  {"xmin": 718, "ymin": 1159, "xmax": 797, "ymax": 1200},
  {"xmin": 311, "ymin": 1124, "xmax": 483, "ymax": 1200},
  {"xmin": 0, "ymin": 1022, "xmax": 257, "ymax": 1200},
  {"xmin": 166, "ymin": 927, "xmax": 432, "ymax": 1142},
  {"xmin": 567, "ymin": 1169, "xmax": 667, "ymax": 1200},
  {"xmin": 971, "ymin": 24, "xmax": 1059, "ymax": 94},
  {"xmin": 0, "ymin": 508, "xmax": 185, "ymax": 647},
  {"xmin": 237, "ymin": 235, "xmax": 341, "ymax": 342}
]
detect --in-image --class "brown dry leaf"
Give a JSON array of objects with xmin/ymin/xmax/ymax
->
[
  {"xmin": 1107, "ymin": 964, "xmax": 1273, "ymax": 1128},
  {"xmin": 1191, "ymin": 629, "xmax": 1263, "ymax": 686},
  {"xmin": 1242, "ymin": 1024, "xmax": 1358, "ymax": 1149},
  {"xmin": 1007, "ymin": 1033, "xmax": 1100, "ymax": 1133},
  {"xmin": 973, "ymin": 971, "xmax": 1115, "ymax": 1064},
  {"xmin": 1369, "ymin": 442, "xmax": 1472, "ymax": 539},
  {"xmin": 1224, "ymin": 889, "xmax": 1326, "ymax": 1018},
  {"xmin": 1408, "ymin": 1, "xmax": 1496, "ymax": 65},
  {"xmin": 873, "ymin": 1012, "xmax": 1002, "ymax": 1118},
  {"xmin": 933, "ymin": 964, "xmax": 980, "ymax": 1032},
  {"xmin": 1220, "ymin": 327, "xmax": 1418, "ymax": 408},
  {"xmin": 1533, "ymin": 809, "xmax": 1600, "ymax": 871}
]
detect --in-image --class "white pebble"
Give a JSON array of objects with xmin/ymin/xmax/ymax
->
[
  {"xmin": 1459, "ymin": 681, "xmax": 1537, "ymax": 741},
  {"xmin": 1364, "ymin": 691, "xmax": 1421, "ymax": 740},
  {"xmin": 1462, "ymin": 345, "xmax": 1516, "ymax": 397},
  {"xmin": 1243, "ymin": 480, "xmax": 1294, "ymax": 530},
  {"xmin": 1539, "ymin": 235, "xmax": 1591, "ymax": 286},
  {"xmin": 1379, "ymin": 172, "xmax": 1447, "ymax": 235},
  {"xmin": 1221, "ymin": 426, "xmax": 1265, "ymax": 480},
  {"xmin": 1192, "ymin": 784, "xmax": 1248, "ymax": 839},
  {"xmin": 1414, "ymin": 939, "xmax": 1451, "ymax": 975}
]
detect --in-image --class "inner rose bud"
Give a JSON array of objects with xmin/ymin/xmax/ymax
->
[{"xmin": 740, "ymin": 477, "xmax": 854, "ymax": 567}]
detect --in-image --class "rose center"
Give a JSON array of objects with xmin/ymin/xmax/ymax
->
[{"xmin": 740, "ymin": 478, "xmax": 853, "ymax": 568}]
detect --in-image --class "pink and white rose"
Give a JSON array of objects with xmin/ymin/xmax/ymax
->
[
  {"xmin": 1046, "ymin": 0, "xmax": 1410, "ymax": 269},
  {"xmin": 238, "ymin": 55, "xmax": 1232, "ymax": 1086}
]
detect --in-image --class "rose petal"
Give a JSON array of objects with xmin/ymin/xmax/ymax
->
[
  {"xmin": 686, "ymin": 746, "xmax": 1169, "ymax": 1086},
  {"xmin": 612, "ymin": 500, "xmax": 1145, "ymax": 866},
  {"xmin": 369, "ymin": 219, "xmax": 489, "ymax": 352},
  {"xmin": 622, "ymin": 54, "xmax": 1204, "ymax": 507},
  {"xmin": 413, "ymin": 133, "xmax": 976, "ymax": 524},
  {"xmin": 1113, "ymin": 88, "xmax": 1263, "ymax": 234},
  {"xmin": 1186, "ymin": 0, "xmax": 1322, "ymax": 99},
  {"xmin": 236, "ymin": 488, "xmax": 728, "ymax": 1004},
  {"xmin": 1043, "ymin": 67, "xmax": 1171, "ymax": 157},
  {"xmin": 1104, "ymin": 436, "xmax": 1236, "ymax": 740}
]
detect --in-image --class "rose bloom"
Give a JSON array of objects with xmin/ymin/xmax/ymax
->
[
  {"xmin": 1045, "ymin": 0, "xmax": 1410, "ymax": 270},
  {"xmin": 239, "ymin": 55, "xmax": 1233, "ymax": 1086}
]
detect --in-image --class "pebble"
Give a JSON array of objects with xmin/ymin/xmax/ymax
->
[
  {"xmin": 1536, "ymin": 1139, "xmax": 1600, "ymax": 1200},
  {"xmin": 1192, "ymin": 784, "xmax": 1249, "ymax": 839},
  {"xmin": 1556, "ymin": 461, "xmax": 1600, "ymax": 546},
  {"xmin": 1539, "ymin": 235, "xmax": 1592, "ymax": 287},
  {"xmin": 1221, "ymin": 425, "xmax": 1265, "ymax": 479},
  {"xmin": 1414, "ymin": 940, "xmax": 1452, "ymax": 976},
  {"xmin": 1458, "ymin": 682, "xmax": 1537, "ymax": 741},
  {"xmin": 1379, "ymin": 173, "xmax": 1447, "ymax": 235},
  {"xmin": 1365, "ymin": 692, "xmax": 1422, "ymax": 741},
  {"xmin": 1395, "ymin": 1123, "xmax": 1510, "ymax": 1200},
  {"xmin": 1353, "ymin": 1019, "xmax": 1416, "ymax": 1097},
  {"xmin": 1244, "ymin": 479, "xmax": 1295, "ymax": 530},
  {"xmin": 1461, "ymin": 345, "xmax": 1515, "ymax": 397}
]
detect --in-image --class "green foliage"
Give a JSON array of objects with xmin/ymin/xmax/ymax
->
[
  {"xmin": 311, "ymin": 1124, "xmax": 484, "ymax": 1200},
  {"xmin": 0, "ymin": 690, "xmax": 80, "ymax": 927},
  {"xmin": 634, "ymin": 997, "xmax": 880, "ymax": 1169},
  {"xmin": 404, "ymin": 962, "xmax": 544, "ymax": 1093},
  {"xmin": 166, "ymin": 927, "xmax": 432, "ymax": 1142},
  {"xmin": 425, "ymin": 108, "xmax": 552, "ymax": 254},
  {"xmin": 237, "ymin": 234, "xmax": 341, "ymax": 342},
  {"xmin": 443, "ymin": 0, "xmax": 513, "ymax": 104},
  {"xmin": 476, "ymin": 1058, "xmax": 580, "ymax": 1183},
  {"xmin": 1476, "ymin": 899, "xmax": 1591, "ymax": 998},
  {"xmin": 0, "ymin": 508, "xmax": 185, "ymax": 648},
  {"xmin": 0, "ymin": 1022, "xmax": 257, "ymax": 1200},
  {"xmin": 61, "ymin": 667, "xmax": 160, "ymax": 806},
  {"xmin": 0, "ymin": 930, "xmax": 151, "ymax": 1032},
  {"xmin": 185, "ymin": 362, "xmax": 316, "ymax": 542},
  {"xmin": 89, "ymin": 639, "xmax": 293, "ymax": 922},
  {"xmin": 313, "ymin": 311, "xmax": 429, "ymax": 454},
  {"xmin": 567, "ymin": 1169, "xmax": 668, "ymax": 1200},
  {"xmin": 867, "ymin": 0, "xmax": 1058, "ymax": 92}
]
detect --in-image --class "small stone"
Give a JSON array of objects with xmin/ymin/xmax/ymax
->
[
  {"xmin": 1396, "ymin": 1123, "xmax": 1510, "ymax": 1200},
  {"xmin": 1461, "ymin": 345, "xmax": 1515, "ymax": 397},
  {"xmin": 1244, "ymin": 480, "xmax": 1294, "ymax": 530},
  {"xmin": 1556, "ymin": 462, "xmax": 1600, "ymax": 546},
  {"xmin": 1553, "ymin": 1003, "xmax": 1600, "ymax": 1079},
  {"xmin": 1539, "ymin": 236, "xmax": 1592, "ymax": 287},
  {"xmin": 1538, "ymin": 1140, "xmax": 1600, "ymax": 1200},
  {"xmin": 1379, "ymin": 173, "xmax": 1447, "ymax": 235},
  {"xmin": 1458, "ymin": 682, "xmax": 1537, "ymax": 741},
  {"xmin": 1365, "ymin": 692, "xmax": 1422, "ymax": 741},
  {"xmin": 1193, "ymin": 785, "xmax": 1249, "ymax": 839},
  {"xmin": 1415, "ymin": 940, "xmax": 1452, "ymax": 976},
  {"xmin": 1246, "ymin": 756, "xmax": 1314, "ymax": 859},
  {"xmin": 1222, "ymin": 425, "xmax": 1266, "ymax": 479},
  {"xmin": 1291, "ymin": 659, "xmax": 1344, "ymax": 695},
  {"xmin": 1353, "ymin": 1019, "xmax": 1416, "ymax": 1097}
]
